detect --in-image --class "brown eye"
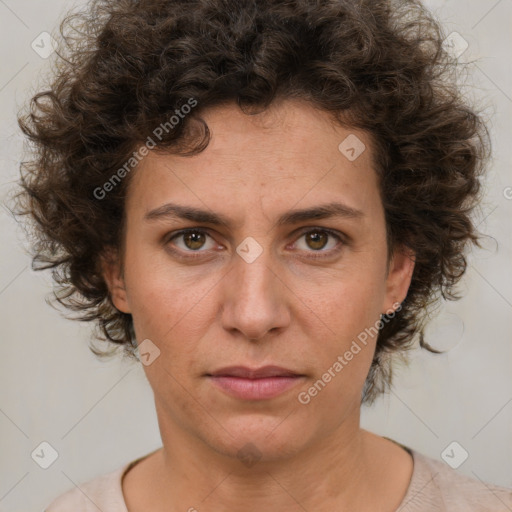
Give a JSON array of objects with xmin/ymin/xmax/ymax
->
[
  {"xmin": 182, "ymin": 231, "xmax": 207, "ymax": 250},
  {"xmin": 167, "ymin": 229, "xmax": 216, "ymax": 254},
  {"xmin": 305, "ymin": 230, "xmax": 329, "ymax": 250},
  {"xmin": 293, "ymin": 228, "xmax": 344, "ymax": 258}
]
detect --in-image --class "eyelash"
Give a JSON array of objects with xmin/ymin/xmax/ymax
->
[{"xmin": 165, "ymin": 227, "xmax": 345, "ymax": 260}]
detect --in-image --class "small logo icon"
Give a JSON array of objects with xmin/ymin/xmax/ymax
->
[
  {"xmin": 338, "ymin": 134, "xmax": 366, "ymax": 161},
  {"xmin": 138, "ymin": 338, "xmax": 161, "ymax": 366},
  {"xmin": 441, "ymin": 441, "xmax": 469, "ymax": 469},
  {"xmin": 31, "ymin": 441, "xmax": 59, "ymax": 469},
  {"xmin": 442, "ymin": 31, "xmax": 469, "ymax": 59},
  {"xmin": 31, "ymin": 32, "xmax": 58, "ymax": 59},
  {"xmin": 236, "ymin": 237, "xmax": 263, "ymax": 263},
  {"xmin": 237, "ymin": 442, "xmax": 262, "ymax": 468}
]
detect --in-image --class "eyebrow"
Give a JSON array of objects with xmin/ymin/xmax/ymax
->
[{"xmin": 144, "ymin": 201, "xmax": 364, "ymax": 228}]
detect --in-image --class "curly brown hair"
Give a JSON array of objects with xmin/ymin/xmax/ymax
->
[{"xmin": 13, "ymin": 0, "xmax": 490, "ymax": 404}]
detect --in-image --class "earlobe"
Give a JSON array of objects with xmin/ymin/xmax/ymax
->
[
  {"xmin": 100, "ymin": 248, "xmax": 131, "ymax": 314},
  {"xmin": 382, "ymin": 246, "xmax": 415, "ymax": 314}
]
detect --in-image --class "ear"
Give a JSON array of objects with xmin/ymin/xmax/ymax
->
[
  {"xmin": 382, "ymin": 245, "xmax": 415, "ymax": 315},
  {"xmin": 100, "ymin": 247, "xmax": 131, "ymax": 314}
]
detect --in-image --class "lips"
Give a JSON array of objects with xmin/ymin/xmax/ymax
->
[
  {"xmin": 206, "ymin": 366, "xmax": 305, "ymax": 400},
  {"xmin": 207, "ymin": 365, "xmax": 302, "ymax": 379}
]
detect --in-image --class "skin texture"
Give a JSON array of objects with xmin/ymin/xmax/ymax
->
[{"xmin": 103, "ymin": 99, "xmax": 416, "ymax": 511}]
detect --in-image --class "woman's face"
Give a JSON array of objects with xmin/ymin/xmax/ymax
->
[{"xmin": 105, "ymin": 99, "xmax": 414, "ymax": 462}]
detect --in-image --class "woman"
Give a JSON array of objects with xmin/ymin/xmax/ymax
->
[{"xmin": 15, "ymin": 0, "xmax": 512, "ymax": 510}]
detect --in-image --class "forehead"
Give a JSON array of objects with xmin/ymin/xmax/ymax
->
[{"xmin": 126, "ymin": 99, "xmax": 382, "ymax": 224}]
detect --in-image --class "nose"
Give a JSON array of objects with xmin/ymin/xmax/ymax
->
[{"xmin": 220, "ymin": 248, "xmax": 291, "ymax": 342}]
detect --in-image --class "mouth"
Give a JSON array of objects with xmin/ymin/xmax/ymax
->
[
  {"xmin": 208, "ymin": 365, "xmax": 303, "ymax": 379},
  {"xmin": 206, "ymin": 365, "xmax": 305, "ymax": 400}
]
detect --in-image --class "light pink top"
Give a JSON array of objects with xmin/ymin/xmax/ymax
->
[{"xmin": 45, "ymin": 443, "xmax": 512, "ymax": 511}]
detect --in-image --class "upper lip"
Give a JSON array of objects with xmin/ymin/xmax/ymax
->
[{"xmin": 207, "ymin": 365, "xmax": 302, "ymax": 378}]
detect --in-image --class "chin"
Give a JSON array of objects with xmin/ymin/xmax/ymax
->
[{"xmin": 199, "ymin": 413, "xmax": 312, "ymax": 464}]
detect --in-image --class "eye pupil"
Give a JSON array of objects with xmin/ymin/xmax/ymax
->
[
  {"xmin": 184, "ymin": 231, "xmax": 205, "ymax": 250},
  {"xmin": 306, "ymin": 231, "xmax": 328, "ymax": 250}
]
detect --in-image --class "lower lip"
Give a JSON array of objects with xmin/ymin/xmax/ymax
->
[{"xmin": 208, "ymin": 375, "xmax": 304, "ymax": 400}]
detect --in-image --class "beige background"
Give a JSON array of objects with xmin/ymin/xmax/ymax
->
[{"xmin": 0, "ymin": 1, "xmax": 511, "ymax": 510}]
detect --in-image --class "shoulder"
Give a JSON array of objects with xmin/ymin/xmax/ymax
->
[
  {"xmin": 400, "ymin": 448, "xmax": 512, "ymax": 512},
  {"xmin": 43, "ymin": 463, "xmax": 130, "ymax": 512},
  {"xmin": 43, "ymin": 449, "xmax": 160, "ymax": 511}
]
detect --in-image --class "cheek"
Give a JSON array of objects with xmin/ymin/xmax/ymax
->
[
  {"xmin": 300, "ymin": 267, "xmax": 384, "ymax": 335},
  {"xmin": 296, "ymin": 270, "xmax": 384, "ymax": 387},
  {"xmin": 124, "ymin": 265, "xmax": 219, "ymax": 375},
  {"xmin": 297, "ymin": 291, "xmax": 379, "ymax": 413},
  {"xmin": 123, "ymin": 244, "xmax": 196, "ymax": 328}
]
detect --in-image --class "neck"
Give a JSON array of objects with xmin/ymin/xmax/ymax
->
[{"xmin": 149, "ymin": 405, "xmax": 381, "ymax": 511}]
